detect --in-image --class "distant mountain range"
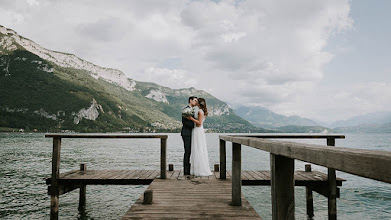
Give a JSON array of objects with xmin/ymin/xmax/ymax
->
[
  {"xmin": 328, "ymin": 112, "xmax": 391, "ymax": 128},
  {"xmin": 333, "ymin": 123, "xmax": 391, "ymax": 133},
  {"xmin": 233, "ymin": 105, "xmax": 391, "ymax": 133},
  {"xmin": 0, "ymin": 25, "xmax": 263, "ymax": 133},
  {"xmin": 233, "ymin": 106, "xmax": 318, "ymax": 128}
]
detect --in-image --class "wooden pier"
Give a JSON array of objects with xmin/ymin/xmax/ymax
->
[
  {"xmin": 45, "ymin": 169, "xmax": 344, "ymax": 187},
  {"xmin": 45, "ymin": 133, "xmax": 391, "ymax": 219}
]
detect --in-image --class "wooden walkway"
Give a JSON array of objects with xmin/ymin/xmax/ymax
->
[
  {"xmin": 46, "ymin": 169, "xmax": 345, "ymax": 186},
  {"xmin": 122, "ymin": 178, "xmax": 261, "ymax": 219}
]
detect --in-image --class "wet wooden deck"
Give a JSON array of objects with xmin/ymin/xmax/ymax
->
[
  {"xmin": 46, "ymin": 169, "xmax": 345, "ymax": 186},
  {"xmin": 122, "ymin": 178, "xmax": 261, "ymax": 219}
]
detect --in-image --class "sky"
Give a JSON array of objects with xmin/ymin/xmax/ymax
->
[{"xmin": 1, "ymin": 0, "xmax": 390, "ymax": 122}]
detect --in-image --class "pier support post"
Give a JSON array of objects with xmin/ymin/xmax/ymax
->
[
  {"xmin": 232, "ymin": 142, "xmax": 241, "ymax": 206},
  {"xmin": 79, "ymin": 164, "xmax": 87, "ymax": 211},
  {"xmin": 220, "ymin": 139, "xmax": 226, "ymax": 179},
  {"xmin": 168, "ymin": 164, "xmax": 174, "ymax": 171},
  {"xmin": 160, "ymin": 138, "xmax": 167, "ymax": 179},
  {"xmin": 327, "ymin": 138, "xmax": 337, "ymax": 220},
  {"xmin": 305, "ymin": 164, "xmax": 314, "ymax": 219},
  {"xmin": 143, "ymin": 190, "xmax": 153, "ymax": 204},
  {"xmin": 50, "ymin": 138, "xmax": 61, "ymax": 220},
  {"xmin": 214, "ymin": 164, "xmax": 219, "ymax": 172},
  {"xmin": 271, "ymin": 153, "xmax": 295, "ymax": 219}
]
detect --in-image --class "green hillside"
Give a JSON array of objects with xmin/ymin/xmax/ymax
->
[
  {"xmin": 0, "ymin": 25, "xmax": 272, "ymax": 133},
  {"xmin": 0, "ymin": 50, "xmax": 263, "ymax": 133}
]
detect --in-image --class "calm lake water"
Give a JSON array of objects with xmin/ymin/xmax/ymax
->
[{"xmin": 1, "ymin": 133, "xmax": 390, "ymax": 219}]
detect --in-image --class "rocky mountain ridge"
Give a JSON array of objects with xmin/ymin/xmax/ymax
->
[
  {"xmin": 0, "ymin": 25, "xmax": 136, "ymax": 91},
  {"xmin": 0, "ymin": 25, "xmax": 260, "ymax": 133}
]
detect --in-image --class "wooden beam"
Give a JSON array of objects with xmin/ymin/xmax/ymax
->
[
  {"xmin": 79, "ymin": 164, "xmax": 87, "ymax": 211},
  {"xmin": 219, "ymin": 139, "xmax": 226, "ymax": 179},
  {"xmin": 48, "ymin": 184, "xmax": 79, "ymax": 196},
  {"xmin": 327, "ymin": 138, "xmax": 337, "ymax": 220},
  {"xmin": 220, "ymin": 136, "xmax": 391, "ymax": 184},
  {"xmin": 234, "ymin": 134, "xmax": 345, "ymax": 139},
  {"xmin": 311, "ymin": 185, "xmax": 340, "ymax": 198},
  {"xmin": 160, "ymin": 138, "xmax": 167, "ymax": 179},
  {"xmin": 232, "ymin": 143, "xmax": 241, "ymax": 206},
  {"xmin": 271, "ymin": 154, "xmax": 295, "ymax": 219},
  {"xmin": 305, "ymin": 164, "xmax": 314, "ymax": 219},
  {"xmin": 50, "ymin": 138, "xmax": 61, "ymax": 220},
  {"xmin": 45, "ymin": 134, "xmax": 168, "ymax": 139}
]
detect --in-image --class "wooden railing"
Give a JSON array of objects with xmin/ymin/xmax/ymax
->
[
  {"xmin": 220, "ymin": 134, "xmax": 391, "ymax": 220},
  {"xmin": 45, "ymin": 134, "xmax": 168, "ymax": 220}
]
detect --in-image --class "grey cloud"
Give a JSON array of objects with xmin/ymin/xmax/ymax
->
[{"xmin": 76, "ymin": 17, "xmax": 126, "ymax": 42}]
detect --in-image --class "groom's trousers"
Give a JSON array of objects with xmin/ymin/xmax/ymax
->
[{"xmin": 182, "ymin": 135, "xmax": 191, "ymax": 175}]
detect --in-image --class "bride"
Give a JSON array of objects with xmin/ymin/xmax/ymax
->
[{"xmin": 187, "ymin": 98, "xmax": 213, "ymax": 176}]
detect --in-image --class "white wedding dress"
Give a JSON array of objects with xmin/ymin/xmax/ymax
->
[{"xmin": 190, "ymin": 109, "xmax": 213, "ymax": 176}]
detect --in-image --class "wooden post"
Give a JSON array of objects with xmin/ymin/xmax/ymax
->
[
  {"xmin": 232, "ymin": 143, "xmax": 241, "ymax": 206},
  {"xmin": 168, "ymin": 164, "xmax": 174, "ymax": 171},
  {"xmin": 160, "ymin": 138, "xmax": 167, "ymax": 179},
  {"xmin": 143, "ymin": 190, "xmax": 153, "ymax": 204},
  {"xmin": 305, "ymin": 164, "xmax": 314, "ymax": 219},
  {"xmin": 50, "ymin": 138, "xmax": 61, "ymax": 220},
  {"xmin": 78, "ymin": 164, "xmax": 87, "ymax": 211},
  {"xmin": 327, "ymin": 137, "xmax": 337, "ymax": 220},
  {"xmin": 270, "ymin": 153, "xmax": 295, "ymax": 219},
  {"xmin": 214, "ymin": 164, "xmax": 219, "ymax": 172},
  {"xmin": 220, "ymin": 139, "xmax": 226, "ymax": 179}
]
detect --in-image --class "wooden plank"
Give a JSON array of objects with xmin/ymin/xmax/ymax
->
[
  {"xmin": 220, "ymin": 136, "xmax": 391, "ymax": 184},
  {"xmin": 137, "ymin": 170, "xmax": 151, "ymax": 179},
  {"xmin": 242, "ymin": 171, "xmax": 256, "ymax": 181},
  {"xmin": 122, "ymin": 179, "xmax": 261, "ymax": 219},
  {"xmin": 211, "ymin": 171, "xmax": 218, "ymax": 179},
  {"xmin": 169, "ymin": 170, "xmax": 177, "ymax": 179},
  {"xmin": 45, "ymin": 134, "xmax": 168, "ymax": 139},
  {"xmin": 294, "ymin": 171, "xmax": 308, "ymax": 181},
  {"xmin": 119, "ymin": 170, "xmax": 135, "ymax": 180},
  {"xmin": 140, "ymin": 170, "xmax": 155, "ymax": 180},
  {"xmin": 224, "ymin": 134, "xmax": 345, "ymax": 139},
  {"xmin": 251, "ymin": 170, "xmax": 270, "ymax": 180},
  {"xmin": 246, "ymin": 170, "xmax": 262, "ymax": 181},
  {"xmin": 149, "ymin": 170, "xmax": 161, "ymax": 179},
  {"xmin": 45, "ymin": 169, "xmax": 345, "ymax": 188}
]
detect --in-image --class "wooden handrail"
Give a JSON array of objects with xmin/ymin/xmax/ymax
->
[
  {"xmin": 220, "ymin": 135, "xmax": 391, "ymax": 183},
  {"xmin": 45, "ymin": 134, "xmax": 168, "ymax": 139},
  {"xmin": 219, "ymin": 134, "xmax": 390, "ymax": 219},
  {"xmin": 46, "ymin": 133, "xmax": 168, "ymax": 220},
  {"xmin": 231, "ymin": 134, "xmax": 345, "ymax": 139}
]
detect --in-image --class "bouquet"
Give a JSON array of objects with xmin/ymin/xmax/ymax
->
[{"xmin": 182, "ymin": 107, "xmax": 195, "ymax": 117}]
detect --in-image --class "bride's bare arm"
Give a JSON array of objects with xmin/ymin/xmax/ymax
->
[{"xmin": 187, "ymin": 110, "xmax": 204, "ymax": 127}]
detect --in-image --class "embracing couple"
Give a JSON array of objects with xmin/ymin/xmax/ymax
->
[{"xmin": 180, "ymin": 96, "xmax": 212, "ymax": 177}]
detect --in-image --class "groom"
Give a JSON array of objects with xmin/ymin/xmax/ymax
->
[{"xmin": 181, "ymin": 96, "xmax": 198, "ymax": 175}]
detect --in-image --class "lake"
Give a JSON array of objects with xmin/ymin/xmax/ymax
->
[{"xmin": 1, "ymin": 133, "xmax": 390, "ymax": 219}]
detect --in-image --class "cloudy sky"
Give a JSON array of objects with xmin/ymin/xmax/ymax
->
[{"xmin": 1, "ymin": 0, "xmax": 390, "ymax": 122}]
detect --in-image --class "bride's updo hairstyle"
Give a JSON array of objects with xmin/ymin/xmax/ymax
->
[{"xmin": 198, "ymin": 98, "xmax": 208, "ymax": 116}]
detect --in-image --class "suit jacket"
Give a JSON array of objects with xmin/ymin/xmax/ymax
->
[{"xmin": 181, "ymin": 106, "xmax": 194, "ymax": 137}]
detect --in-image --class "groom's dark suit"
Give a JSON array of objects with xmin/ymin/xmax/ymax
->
[{"xmin": 181, "ymin": 105, "xmax": 194, "ymax": 175}]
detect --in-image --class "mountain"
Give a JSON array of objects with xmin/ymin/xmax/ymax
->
[
  {"xmin": 276, "ymin": 125, "xmax": 333, "ymax": 133},
  {"xmin": 233, "ymin": 106, "xmax": 318, "ymax": 129},
  {"xmin": 329, "ymin": 112, "xmax": 391, "ymax": 128},
  {"xmin": 0, "ymin": 25, "xmax": 264, "ymax": 133},
  {"xmin": 334, "ymin": 123, "xmax": 391, "ymax": 133}
]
